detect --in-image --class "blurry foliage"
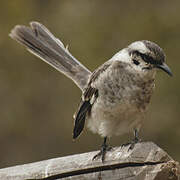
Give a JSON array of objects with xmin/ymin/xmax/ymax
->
[{"xmin": 0, "ymin": 0, "xmax": 180, "ymax": 168}]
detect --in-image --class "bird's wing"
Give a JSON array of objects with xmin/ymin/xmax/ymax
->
[
  {"xmin": 10, "ymin": 22, "xmax": 91, "ymax": 90},
  {"xmin": 73, "ymin": 62, "xmax": 111, "ymax": 139}
]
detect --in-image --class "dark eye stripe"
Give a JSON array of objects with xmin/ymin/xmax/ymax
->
[
  {"xmin": 140, "ymin": 54, "xmax": 158, "ymax": 65},
  {"xmin": 134, "ymin": 51, "xmax": 161, "ymax": 65}
]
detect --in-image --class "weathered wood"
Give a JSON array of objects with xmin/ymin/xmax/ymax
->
[{"xmin": 0, "ymin": 142, "xmax": 179, "ymax": 180}]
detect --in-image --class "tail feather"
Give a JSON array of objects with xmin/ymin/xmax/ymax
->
[{"xmin": 10, "ymin": 22, "xmax": 91, "ymax": 90}]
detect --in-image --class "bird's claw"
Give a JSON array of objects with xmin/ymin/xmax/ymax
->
[
  {"xmin": 93, "ymin": 145, "xmax": 112, "ymax": 162},
  {"xmin": 121, "ymin": 137, "xmax": 141, "ymax": 151}
]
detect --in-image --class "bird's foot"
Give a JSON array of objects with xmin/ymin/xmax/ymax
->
[
  {"xmin": 121, "ymin": 129, "xmax": 141, "ymax": 151},
  {"xmin": 122, "ymin": 137, "xmax": 141, "ymax": 151},
  {"xmin": 93, "ymin": 144, "xmax": 112, "ymax": 163},
  {"xmin": 92, "ymin": 137, "xmax": 112, "ymax": 162}
]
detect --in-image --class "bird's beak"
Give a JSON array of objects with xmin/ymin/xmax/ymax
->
[{"xmin": 156, "ymin": 63, "xmax": 173, "ymax": 76}]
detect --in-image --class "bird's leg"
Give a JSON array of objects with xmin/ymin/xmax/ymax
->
[
  {"xmin": 122, "ymin": 128, "xmax": 141, "ymax": 150},
  {"xmin": 134, "ymin": 128, "xmax": 140, "ymax": 143},
  {"xmin": 128, "ymin": 128, "xmax": 141, "ymax": 150},
  {"xmin": 93, "ymin": 137, "xmax": 112, "ymax": 162}
]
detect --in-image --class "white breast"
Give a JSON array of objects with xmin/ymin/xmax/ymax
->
[{"xmin": 86, "ymin": 60, "xmax": 155, "ymax": 137}]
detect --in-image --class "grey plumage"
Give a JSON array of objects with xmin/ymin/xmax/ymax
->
[
  {"xmin": 9, "ymin": 22, "xmax": 91, "ymax": 90},
  {"xmin": 10, "ymin": 22, "xmax": 172, "ymax": 162}
]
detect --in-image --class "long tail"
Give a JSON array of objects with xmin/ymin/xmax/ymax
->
[{"xmin": 10, "ymin": 22, "xmax": 91, "ymax": 90}]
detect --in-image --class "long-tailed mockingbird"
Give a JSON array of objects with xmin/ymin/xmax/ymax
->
[{"xmin": 10, "ymin": 22, "xmax": 172, "ymax": 162}]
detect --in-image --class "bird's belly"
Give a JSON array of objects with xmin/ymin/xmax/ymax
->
[
  {"xmin": 87, "ymin": 67, "xmax": 154, "ymax": 137},
  {"xmin": 87, "ymin": 97, "xmax": 144, "ymax": 137}
]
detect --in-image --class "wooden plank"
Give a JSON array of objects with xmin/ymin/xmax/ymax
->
[{"xmin": 0, "ymin": 142, "xmax": 179, "ymax": 180}]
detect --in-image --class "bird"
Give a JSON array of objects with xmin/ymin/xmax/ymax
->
[{"xmin": 10, "ymin": 22, "xmax": 172, "ymax": 162}]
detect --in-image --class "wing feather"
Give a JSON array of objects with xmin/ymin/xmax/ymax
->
[{"xmin": 73, "ymin": 62, "xmax": 111, "ymax": 139}]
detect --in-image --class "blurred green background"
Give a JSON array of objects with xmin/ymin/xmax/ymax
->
[{"xmin": 0, "ymin": 0, "xmax": 179, "ymax": 168}]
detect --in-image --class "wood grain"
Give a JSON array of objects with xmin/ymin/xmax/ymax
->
[{"xmin": 0, "ymin": 142, "xmax": 179, "ymax": 180}]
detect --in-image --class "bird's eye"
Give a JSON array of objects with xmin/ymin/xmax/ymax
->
[{"xmin": 133, "ymin": 59, "xmax": 140, "ymax": 65}]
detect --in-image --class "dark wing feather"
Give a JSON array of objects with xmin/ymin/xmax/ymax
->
[
  {"xmin": 73, "ymin": 87, "xmax": 98, "ymax": 139},
  {"xmin": 73, "ymin": 62, "xmax": 111, "ymax": 139},
  {"xmin": 73, "ymin": 101, "xmax": 91, "ymax": 139}
]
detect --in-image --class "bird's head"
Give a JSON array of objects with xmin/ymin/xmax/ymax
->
[{"xmin": 126, "ymin": 40, "xmax": 172, "ymax": 77}]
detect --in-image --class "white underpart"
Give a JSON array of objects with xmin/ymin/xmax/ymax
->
[{"xmin": 87, "ymin": 45, "xmax": 155, "ymax": 137}]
